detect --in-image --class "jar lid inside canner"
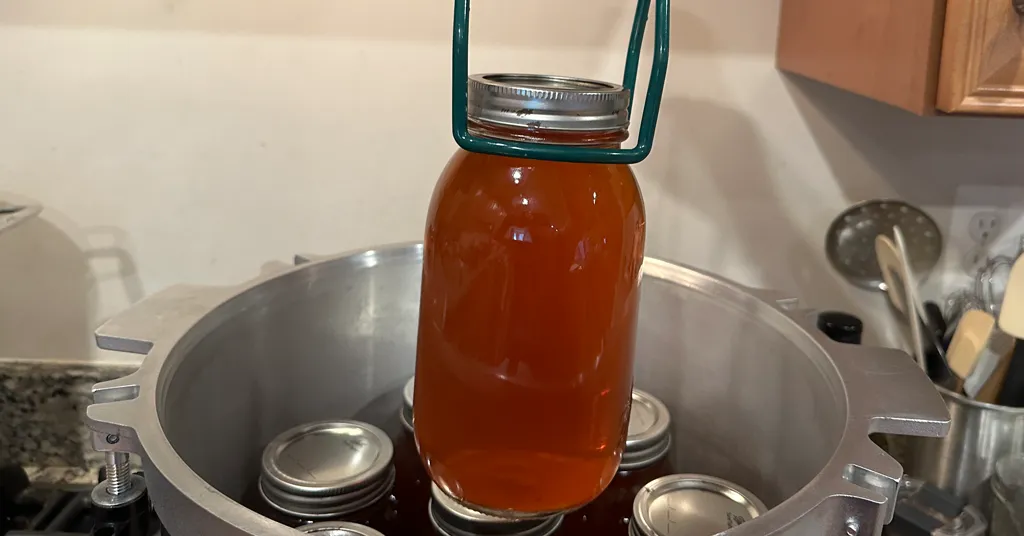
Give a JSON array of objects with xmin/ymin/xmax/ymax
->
[
  {"xmin": 621, "ymin": 389, "xmax": 672, "ymax": 470},
  {"xmin": 400, "ymin": 376, "xmax": 415, "ymax": 433},
  {"xmin": 428, "ymin": 484, "xmax": 563, "ymax": 536},
  {"xmin": 630, "ymin": 474, "xmax": 767, "ymax": 536},
  {"xmin": 298, "ymin": 521, "xmax": 386, "ymax": 536},
  {"xmin": 259, "ymin": 420, "xmax": 395, "ymax": 518}
]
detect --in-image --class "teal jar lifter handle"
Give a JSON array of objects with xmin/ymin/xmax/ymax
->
[{"xmin": 450, "ymin": 0, "xmax": 670, "ymax": 164}]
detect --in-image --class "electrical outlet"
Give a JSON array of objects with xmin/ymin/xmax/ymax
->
[
  {"xmin": 968, "ymin": 211, "xmax": 1001, "ymax": 244},
  {"xmin": 945, "ymin": 186, "xmax": 1024, "ymax": 282},
  {"xmin": 962, "ymin": 246, "xmax": 989, "ymax": 275}
]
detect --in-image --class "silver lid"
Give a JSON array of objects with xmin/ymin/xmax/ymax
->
[
  {"xmin": 631, "ymin": 475, "xmax": 767, "ymax": 536},
  {"xmin": 259, "ymin": 420, "xmax": 394, "ymax": 518},
  {"xmin": 298, "ymin": 521, "xmax": 386, "ymax": 536},
  {"xmin": 622, "ymin": 389, "xmax": 672, "ymax": 470},
  {"xmin": 428, "ymin": 484, "xmax": 563, "ymax": 536},
  {"xmin": 400, "ymin": 377, "xmax": 415, "ymax": 433},
  {"xmin": 467, "ymin": 74, "xmax": 630, "ymax": 132}
]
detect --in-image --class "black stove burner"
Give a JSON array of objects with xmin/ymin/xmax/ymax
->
[{"xmin": 1, "ymin": 465, "xmax": 161, "ymax": 536}]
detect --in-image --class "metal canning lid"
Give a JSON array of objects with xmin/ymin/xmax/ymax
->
[
  {"xmin": 400, "ymin": 376, "xmax": 415, "ymax": 433},
  {"xmin": 467, "ymin": 74, "xmax": 631, "ymax": 132},
  {"xmin": 260, "ymin": 420, "xmax": 394, "ymax": 518},
  {"xmin": 631, "ymin": 474, "xmax": 767, "ymax": 536},
  {"xmin": 621, "ymin": 389, "xmax": 671, "ymax": 470},
  {"xmin": 259, "ymin": 467, "xmax": 395, "ymax": 518},
  {"xmin": 428, "ymin": 484, "xmax": 563, "ymax": 536},
  {"xmin": 298, "ymin": 521, "xmax": 387, "ymax": 536}
]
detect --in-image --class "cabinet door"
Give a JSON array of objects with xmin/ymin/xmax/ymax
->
[
  {"xmin": 938, "ymin": 0, "xmax": 1024, "ymax": 114},
  {"xmin": 777, "ymin": 0, "xmax": 946, "ymax": 116}
]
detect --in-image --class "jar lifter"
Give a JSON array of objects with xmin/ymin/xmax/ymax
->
[{"xmin": 450, "ymin": 0, "xmax": 670, "ymax": 164}]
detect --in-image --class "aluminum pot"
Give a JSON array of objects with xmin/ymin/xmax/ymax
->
[{"xmin": 86, "ymin": 243, "xmax": 949, "ymax": 536}]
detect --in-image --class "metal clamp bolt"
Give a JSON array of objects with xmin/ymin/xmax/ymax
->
[
  {"xmin": 91, "ymin": 449, "xmax": 147, "ymax": 509},
  {"xmin": 105, "ymin": 452, "xmax": 133, "ymax": 496}
]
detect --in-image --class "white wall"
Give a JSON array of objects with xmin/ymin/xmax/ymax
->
[{"xmin": 2, "ymin": 0, "xmax": 1024, "ymax": 362}]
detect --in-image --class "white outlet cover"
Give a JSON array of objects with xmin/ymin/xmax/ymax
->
[
  {"xmin": 940, "ymin": 186, "xmax": 1024, "ymax": 297},
  {"xmin": 967, "ymin": 210, "xmax": 1002, "ymax": 245}
]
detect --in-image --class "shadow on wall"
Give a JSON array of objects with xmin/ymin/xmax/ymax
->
[
  {"xmin": 0, "ymin": 209, "xmax": 145, "ymax": 360},
  {"xmin": 636, "ymin": 6, "xmax": 844, "ymax": 302},
  {"xmin": 646, "ymin": 96, "xmax": 842, "ymax": 303},
  {"xmin": 0, "ymin": 217, "xmax": 95, "ymax": 359},
  {"xmin": 787, "ymin": 75, "xmax": 1024, "ymax": 206}
]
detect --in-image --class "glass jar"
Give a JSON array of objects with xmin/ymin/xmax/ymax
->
[
  {"xmin": 413, "ymin": 73, "xmax": 646, "ymax": 517},
  {"xmin": 428, "ymin": 484, "xmax": 564, "ymax": 536},
  {"xmin": 561, "ymin": 388, "xmax": 674, "ymax": 533},
  {"xmin": 242, "ymin": 421, "xmax": 398, "ymax": 530}
]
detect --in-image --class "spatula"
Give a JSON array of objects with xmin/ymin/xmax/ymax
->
[
  {"xmin": 998, "ymin": 255, "xmax": 1024, "ymax": 339},
  {"xmin": 946, "ymin": 309, "xmax": 996, "ymax": 395},
  {"xmin": 976, "ymin": 338, "xmax": 1016, "ymax": 403},
  {"xmin": 876, "ymin": 234, "xmax": 925, "ymax": 371},
  {"xmin": 964, "ymin": 327, "xmax": 1014, "ymax": 399},
  {"xmin": 995, "ymin": 255, "xmax": 1024, "ymax": 406}
]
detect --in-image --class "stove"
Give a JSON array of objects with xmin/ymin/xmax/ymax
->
[{"xmin": 1, "ymin": 465, "xmax": 161, "ymax": 536}]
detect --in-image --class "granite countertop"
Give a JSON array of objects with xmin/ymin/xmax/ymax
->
[{"xmin": 0, "ymin": 359, "xmax": 138, "ymax": 484}]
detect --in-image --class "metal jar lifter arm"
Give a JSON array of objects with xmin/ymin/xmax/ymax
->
[{"xmin": 450, "ymin": 0, "xmax": 670, "ymax": 164}]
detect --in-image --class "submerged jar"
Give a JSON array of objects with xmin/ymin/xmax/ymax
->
[
  {"xmin": 414, "ymin": 73, "xmax": 647, "ymax": 517},
  {"xmin": 243, "ymin": 421, "xmax": 397, "ymax": 530},
  {"xmin": 561, "ymin": 389, "xmax": 674, "ymax": 533}
]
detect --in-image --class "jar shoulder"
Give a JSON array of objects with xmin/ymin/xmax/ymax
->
[{"xmin": 427, "ymin": 150, "xmax": 645, "ymax": 233}]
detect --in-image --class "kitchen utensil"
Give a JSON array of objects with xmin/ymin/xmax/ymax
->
[
  {"xmin": 944, "ymin": 289, "xmax": 987, "ymax": 338},
  {"xmin": 85, "ymin": 243, "xmax": 949, "ymax": 536},
  {"xmin": 971, "ymin": 236, "xmax": 1024, "ymax": 318},
  {"xmin": 963, "ymin": 328, "xmax": 1014, "ymax": 399},
  {"xmin": 895, "ymin": 226, "xmax": 929, "ymax": 322},
  {"xmin": 945, "ymin": 310, "xmax": 996, "ymax": 392},
  {"xmin": 902, "ymin": 259, "xmax": 1024, "ymax": 506},
  {"xmin": 877, "ymin": 233, "xmax": 955, "ymax": 384},
  {"xmin": 452, "ymin": 0, "xmax": 666, "ymax": 164},
  {"xmin": 922, "ymin": 300, "xmax": 959, "ymax": 384},
  {"xmin": 996, "ymin": 256, "xmax": 1024, "ymax": 407},
  {"xmin": 999, "ymin": 255, "xmax": 1024, "ymax": 339},
  {"xmin": 827, "ymin": 200, "xmax": 942, "ymax": 291},
  {"xmin": 975, "ymin": 339, "xmax": 1016, "ymax": 404},
  {"xmin": 996, "ymin": 343, "xmax": 1024, "ymax": 407},
  {"xmin": 925, "ymin": 302, "xmax": 947, "ymax": 341},
  {"xmin": 877, "ymin": 234, "xmax": 928, "ymax": 371},
  {"xmin": 877, "ymin": 235, "xmax": 909, "ymax": 314},
  {"xmin": 977, "ymin": 255, "xmax": 1016, "ymax": 317},
  {"xmin": 894, "ymin": 226, "xmax": 957, "ymax": 384}
]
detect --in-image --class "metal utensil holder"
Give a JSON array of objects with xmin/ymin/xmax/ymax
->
[{"xmin": 896, "ymin": 386, "xmax": 1024, "ymax": 510}]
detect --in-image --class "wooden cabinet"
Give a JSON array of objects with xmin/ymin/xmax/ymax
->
[{"xmin": 777, "ymin": 0, "xmax": 1024, "ymax": 116}]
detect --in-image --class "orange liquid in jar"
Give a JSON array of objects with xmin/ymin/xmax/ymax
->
[{"xmin": 413, "ymin": 138, "xmax": 646, "ymax": 515}]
